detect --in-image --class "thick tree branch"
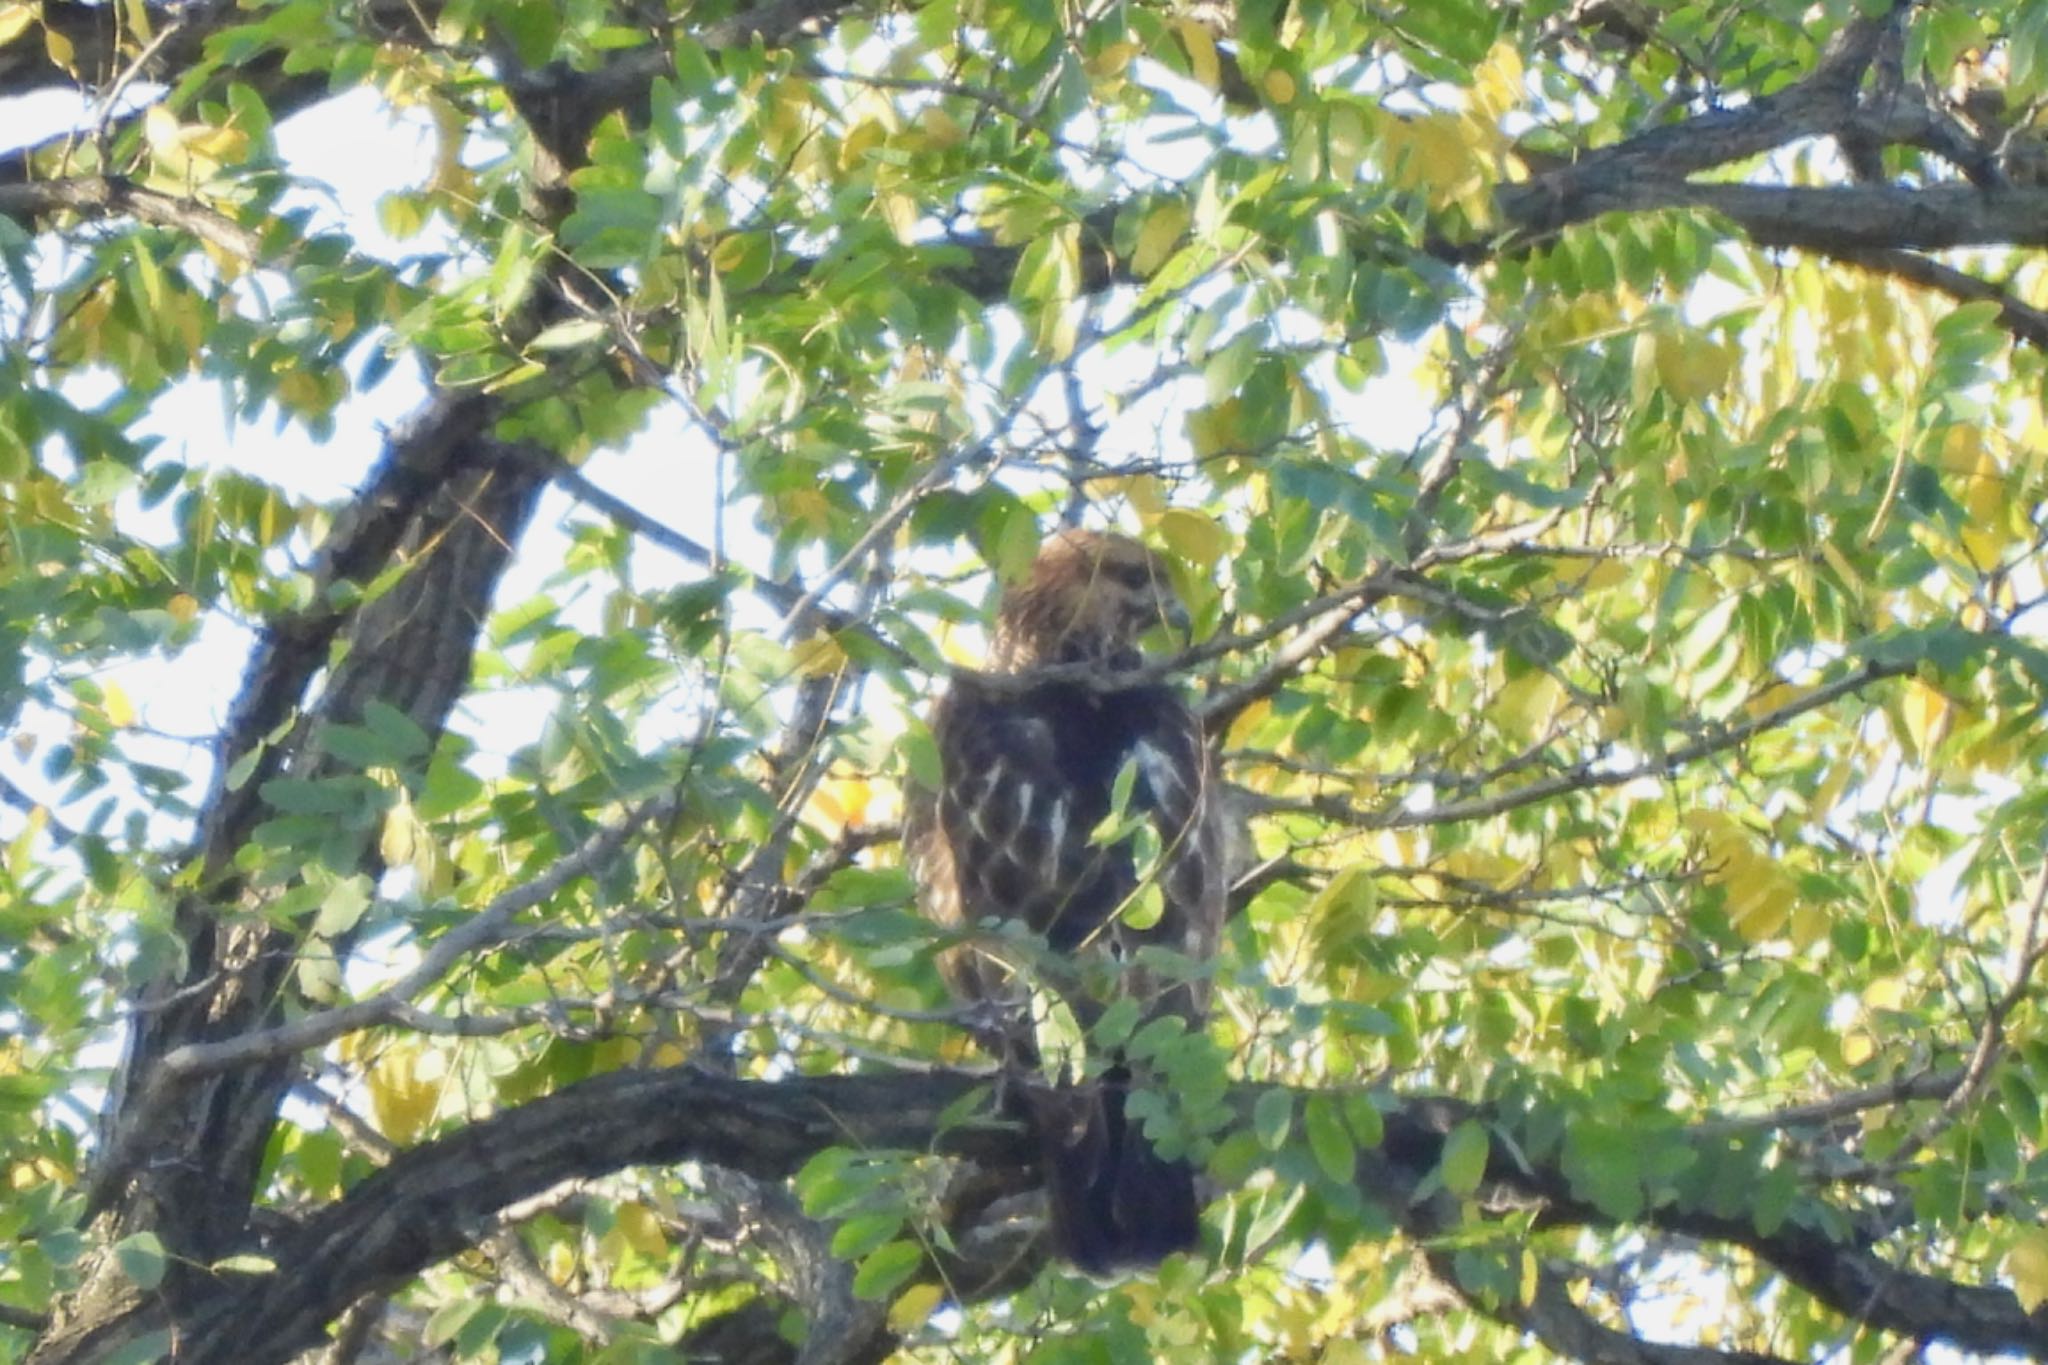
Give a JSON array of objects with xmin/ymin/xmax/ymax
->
[
  {"xmin": 1503, "ymin": 179, "xmax": 2048, "ymax": 255},
  {"xmin": 179, "ymin": 398, "xmax": 499, "ymax": 874},
  {"xmin": 130, "ymin": 1069, "xmax": 2048, "ymax": 1365},
  {"xmin": 0, "ymin": 176, "xmax": 263, "ymax": 259}
]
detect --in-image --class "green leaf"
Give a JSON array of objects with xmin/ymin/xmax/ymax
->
[
  {"xmin": 258, "ymin": 776, "xmax": 363, "ymax": 817},
  {"xmin": 115, "ymin": 1232, "xmax": 166, "ymax": 1291},
  {"xmin": 361, "ymin": 701, "xmax": 430, "ymax": 760},
  {"xmin": 1303, "ymin": 1095, "xmax": 1354, "ymax": 1185},
  {"xmin": 528, "ymin": 319, "xmax": 609, "ymax": 352},
  {"xmin": 1091, "ymin": 997, "xmax": 1141, "ymax": 1049},
  {"xmin": 1342, "ymin": 1093, "xmax": 1384, "ymax": 1150},
  {"xmin": 1439, "ymin": 1120, "xmax": 1489, "ymax": 1196},
  {"xmin": 223, "ymin": 744, "xmax": 265, "ymax": 792},
  {"xmin": 313, "ymin": 875, "xmax": 372, "ymax": 938},
  {"xmin": 830, "ymin": 1211, "xmax": 905, "ymax": 1261},
  {"xmin": 852, "ymin": 1239, "xmax": 924, "ymax": 1300},
  {"xmin": 1127, "ymin": 1014, "xmax": 1186, "ymax": 1061},
  {"xmin": 424, "ymin": 1296, "xmax": 488, "ymax": 1349},
  {"xmin": 1562, "ymin": 1124, "xmax": 1644, "ymax": 1222},
  {"xmin": 494, "ymin": 0, "xmax": 559, "ymax": 66},
  {"xmin": 75, "ymin": 460, "xmax": 138, "ymax": 506},
  {"xmin": 1253, "ymin": 1088, "xmax": 1293, "ymax": 1151}
]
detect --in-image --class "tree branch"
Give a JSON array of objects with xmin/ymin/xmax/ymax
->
[
  {"xmin": 134, "ymin": 1069, "xmax": 2048, "ymax": 1365},
  {"xmin": 159, "ymin": 795, "xmax": 676, "ymax": 1082},
  {"xmin": 0, "ymin": 175, "xmax": 264, "ymax": 260},
  {"xmin": 1320, "ymin": 657, "xmax": 1912, "ymax": 830}
]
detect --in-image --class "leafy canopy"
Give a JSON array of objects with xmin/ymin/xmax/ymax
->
[{"xmin": 3, "ymin": 0, "xmax": 2048, "ymax": 1362}]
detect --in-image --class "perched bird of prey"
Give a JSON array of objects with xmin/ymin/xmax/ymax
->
[{"xmin": 905, "ymin": 529, "xmax": 1227, "ymax": 1273}]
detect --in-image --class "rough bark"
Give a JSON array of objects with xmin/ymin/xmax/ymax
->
[{"xmin": 37, "ymin": 1069, "xmax": 2044, "ymax": 1365}]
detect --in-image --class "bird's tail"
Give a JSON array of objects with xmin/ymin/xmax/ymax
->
[{"xmin": 1028, "ymin": 1065, "xmax": 1200, "ymax": 1275}]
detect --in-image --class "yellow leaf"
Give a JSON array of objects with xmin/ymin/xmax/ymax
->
[
  {"xmin": 838, "ymin": 117, "xmax": 886, "ymax": 171},
  {"xmin": 1225, "ymin": 697, "xmax": 1273, "ymax": 750},
  {"xmin": 2008, "ymin": 1227, "xmax": 2048, "ymax": 1313},
  {"xmin": 1156, "ymin": 507, "xmax": 1229, "ymax": 568},
  {"xmin": 1173, "ymin": 19, "xmax": 1221, "ymax": 91},
  {"xmin": 614, "ymin": 1201, "xmax": 667, "ymax": 1257},
  {"xmin": 1036, "ymin": 296, "xmax": 1081, "ymax": 362},
  {"xmin": 1808, "ymin": 759, "xmax": 1852, "ymax": 819},
  {"xmin": 888, "ymin": 1282, "xmax": 945, "ymax": 1333},
  {"xmin": 1691, "ymin": 812, "xmax": 1796, "ymax": 944},
  {"xmin": 367, "ymin": 1044, "xmax": 440, "ymax": 1144},
  {"xmin": 790, "ymin": 633, "xmax": 849, "ymax": 678},
  {"xmin": 1131, "ymin": 200, "xmax": 1189, "ymax": 277},
  {"xmin": 1440, "ymin": 849, "xmax": 1519, "ymax": 889},
  {"xmin": 932, "ymin": 620, "xmax": 977, "ymax": 667},
  {"xmin": 1947, "ymin": 427, "xmax": 2020, "ymax": 564},
  {"xmin": 878, "ymin": 191, "xmax": 918, "ymax": 244},
  {"xmin": 1728, "ymin": 891, "xmax": 1789, "ymax": 945},
  {"xmin": 1306, "ymin": 864, "xmax": 1377, "ymax": 957},
  {"xmin": 1470, "ymin": 41, "xmax": 1524, "ymax": 122},
  {"xmin": 1326, "ymin": 104, "xmax": 1369, "ymax": 179},
  {"xmin": 379, "ymin": 801, "xmax": 416, "ymax": 866},
  {"xmin": 1653, "ymin": 326, "xmax": 1733, "ymax": 403},
  {"xmin": 1085, "ymin": 41, "xmax": 1139, "ymax": 80},
  {"xmin": 918, "ymin": 106, "xmax": 963, "ymax": 149},
  {"xmin": 143, "ymin": 104, "xmax": 183, "ymax": 160},
  {"xmin": 183, "ymin": 125, "xmax": 248, "ymax": 162},
  {"xmin": 807, "ymin": 773, "xmax": 872, "ymax": 834},
  {"xmin": 43, "ymin": 20, "xmax": 73, "ymax": 74},
  {"xmin": 1789, "ymin": 901, "xmax": 1829, "ymax": 952},
  {"xmin": 710, "ymin": 234, "xmax": 751, "ymax": 273},
  {"xmin": 1379, "ymin": 111, "xmax": 1488, "ymax": 210},
  {"xmin": 1185, "ymin": 398, "xmax": 1244, "ymax": 458},
  {"xmin": 1495, "ymin": 671, "xmax": 1562, "ymax": 736},
  {"xmin": 1819, "ymin": 539, "xmax": 1863, "ymax": 592},
  {"xmin": 1106, "ymin": 473, "xmax": 1168, "ymax": 518},
  {"xmin": 1742, "ymin": 681, "xmax": 1812, "ymax": 719},
  {"xmin": 1898, "ymin": 679, "xmax": 1950, "ymax": 757},
  {"xmin": 416, "ymin": 833, "xmax": 453, "ymax": 898},
  {"xmin": 102, "ymin": 681, "xmax": 136, "ymax": 728},
  {"xmin": 762, "ymin": 77, "xmax": 814, "ymax": 157},
  {"xmin": 274, "ymin": 367, "xmax": 328, "ymax": 418},
  {"xmin": 0, "ymin": 5, "xmax": 35, "ymax": 48}
]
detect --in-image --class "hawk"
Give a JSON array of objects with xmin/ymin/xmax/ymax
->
[{"xmin": 905, "ymin": 529, "xmax": 1228, "ymax": 1273}]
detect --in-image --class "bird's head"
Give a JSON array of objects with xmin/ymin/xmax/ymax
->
[{"xmin": 990, "ymin": 529, "xmax": 1189, "ymax": 671}]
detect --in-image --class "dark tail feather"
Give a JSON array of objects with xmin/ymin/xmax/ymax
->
[{"xmin": 1029, "ymin": 1068, "xmax": 1200, "ymax": 1275}]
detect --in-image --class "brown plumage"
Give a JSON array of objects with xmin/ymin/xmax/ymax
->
[{"xmin": 905, "ymin": 529, "xmax": 1227, "ymax": 1273}]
